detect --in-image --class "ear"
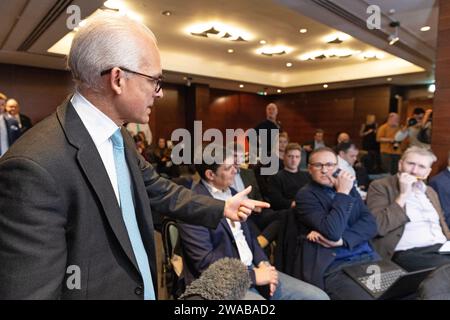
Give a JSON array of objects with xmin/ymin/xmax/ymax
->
[
  {"xmin": 205, "ymin": 169, "xmax": 215, "ymax": 181},
  {"xmin": 108, "ymin": 67, "xmax": 124, "ymax": 95}
]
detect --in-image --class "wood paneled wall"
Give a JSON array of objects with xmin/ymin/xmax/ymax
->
[
  {"xmin": 431, "ymin": 0, "xmax": 450, "ymax": 172},
  {"xmin": 0, "ymin": 64, "xmax": 73, "ymax": 123}
]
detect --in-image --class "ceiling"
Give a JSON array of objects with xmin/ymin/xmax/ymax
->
[{"xmin": 0, "ymin": 0, "xmax": 438, "ymax": 94}]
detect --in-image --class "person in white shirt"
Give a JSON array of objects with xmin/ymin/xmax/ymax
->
[
  {"xmin": 367, "ymin": 146, "xmax": 450, "ymax": 271},
  {"xmin": 178, "ymin": 145, "xmax": 329, "ymax": 300},
  {"xmin": 336, "ymin": 141, "xmax": 367, "ymax": 200}
]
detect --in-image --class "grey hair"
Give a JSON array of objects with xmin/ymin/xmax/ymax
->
[
  {"xmin": 67, "ymin": 11, "xmax": 157, "ymax": 92},
  {"xmin": 401, "ymin": 146, "xmax": 437, "ymax": 165}
]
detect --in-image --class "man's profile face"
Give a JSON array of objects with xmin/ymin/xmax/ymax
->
[
  {"xmin": 284, "ymin": 149, "xmax": 301, "ymax": 172},
  {"xmin": 208, "ymin": 157, "xmax": 237, "ymax": 190},
  {"xmin": 398, "ymin": 153, "xmax": 432, "ymax": 180},
  {"xmin": 308, "ymin": 151, "xmax": 338, "ymax": 187},
  {"xmin": 340, "ymin": 146, "xmax": 358, "ymax": 166},
  {"xmin": 115, "ymin": 33, "xmax": 163, "ymax": 125}
]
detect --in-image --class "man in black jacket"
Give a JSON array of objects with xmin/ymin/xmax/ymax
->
[{"xmin": 267, "ymin": 143, "xmax": 310, "ymax": 210}]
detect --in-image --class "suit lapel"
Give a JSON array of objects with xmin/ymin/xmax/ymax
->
[
  {"xmin": 56, "ymin": 101, "xmax": 140, "ymax": 273},
  {"xmin": 122, "ymin": 128, "xmax": 157, "ymax": 276}
]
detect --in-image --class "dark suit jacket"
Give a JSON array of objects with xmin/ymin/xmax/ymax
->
[
  {"xmin": 294, "ymin": 182, "xmax": 378, "ymax": 288},
  {"xmin": 0, "ymin": 100, "xmax": 225, "ymax": 299},
  {"xmin": 367, "ymin": 174, "xmax": 450, "ymax": 259},
  {"xmin": 178, "ymin": 181, "xmax": 267, "ymax": 287},
  {"xmin": 239, "ymin": 168, "xmax": 263, "ymax": 201},
  {"xmin": 430, "ymin": 169, "xmax": 450, "ymax": 227},
  {"xmin": 2, "ymin": 113, "xmax": 21, "ymax": 146},
  {"xmin": 19, "ymin": 113, "xmax": 33, "ymax": 133}
]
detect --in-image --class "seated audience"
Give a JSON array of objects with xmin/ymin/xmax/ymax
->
[
  {"xmin": 231, "ymin": 143, "xmax": 282, "ymax": 248},
  {"xmin": 178, "ymin": 146, "xmax": 329, "ymax": 300},
  {"xmin": 429, "ymin": 151, "xmax": 450, "ymax": 227},
  {"xmin": 336, "ymin": 132, "xmax": 350, "ymax": 146},
  {"xmin": 303, "ymin": 129, "xmax": 327, "ymax": 164},
  {"xmin": 5, "ymin": 98, "xmax": 32, "ymax": 133},
  {"xmin": 276, "ymin": 131, "xmax": 289, "ymax": 171},
  {"xmin": 336, "ymin": 141, "xmax": 370, "ymax": 199},
  {"xmin": 267, "ymin": 143, "xmax": 310, "ymax": 210},
  {"xmin": 0, "ymin": 92, "xmax": 21, "ymax": 157},
  {"xmin": 367, "ymin": 146, "xmax": 450, "ymax": 271},
  {"xmin": 295, "ymin": 147, "xmax": 379, "ymax": 300},
  {"xmin": 149, "ymin": 137, "xmax": 173, "ymax": 177}
]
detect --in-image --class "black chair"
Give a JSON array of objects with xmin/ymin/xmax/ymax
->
[{"xmin": 161, "ymin": 218, "xmax": 184, "ymax": 299}]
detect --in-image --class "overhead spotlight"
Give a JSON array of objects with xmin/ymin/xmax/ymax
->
[
  {"xmin": 184, "ymin": 76, "xmax": 193, "ymax": 87},
  {"xmin": 420, "ymin": 26, "xmax": 431, "ymax": 32},
  {"xmin": 260, "ymin": 40, "xmax": 267, "ymax": 45},
  {"xmin": 323, "ymin": 84, "xmax": 328, "ymax": 88},
  {"xmin": 162, "ymin": 10, "xmax": 172, "ymax": 16},
  {"xmin": 299, "ymin": 28, "xmax": 307, "ymax": 34},
  {"xmin": 388, "ymin": 21, "xmax": 400, "ymax": 45},
  {"xmin": 387, "ymin": 77, "xmax": 392, "ymax": 82},
  {"xmin": 428, "ymin": 84, "xmax": 436, "ymax": 93},
  {"xmin": 277, "ymin": 89, "xmax": 282, "ymax": 93},
  {"xmin": 227, "ymin": 49, "xmax": 234, "ymax": 53},
  {"xmin": 286, "ymin": 62, "xmax": 293, "ymax": 67},
  {"xmin": 239, "ymin": 84, "xmax": 244, "ymax": 88}
]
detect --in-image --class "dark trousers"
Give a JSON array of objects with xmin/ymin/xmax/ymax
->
[
  {"xmin": 323, "ymin": 254, "xmax": 378, "ymax": 300},
  {"xmin": 248, "ymin": 208, "xmax": 283, "ymax": 243},
  {"xmin": 393, "ymin": 243, "xmax": 450, "ymax": 272},
  {"xmin": 381, "ymin": 153, "xmax": 400, "ymax": 175}
]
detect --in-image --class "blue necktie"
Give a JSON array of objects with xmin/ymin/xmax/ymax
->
[{"xmin": 111, "ymin": 129, "xmax": 155, "ymax": 300}]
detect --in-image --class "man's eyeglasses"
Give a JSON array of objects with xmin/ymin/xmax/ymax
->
[
  {"xmin": 100, "ymin": 67, "xmax": 163, "ymax": 93},
  {"xmin": 309, "ymin": 162, "xmax": 337, "ymax": 170}
]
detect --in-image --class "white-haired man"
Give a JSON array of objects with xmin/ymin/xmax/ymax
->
[
  {"xmin": 367, "ymin": 146, "xmax": 450, "ymax": 271},
  {"xmin": 0, "ymin": 12, "xmax": 269, "ymax": 299}
]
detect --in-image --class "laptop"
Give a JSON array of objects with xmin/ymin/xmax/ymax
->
[{"xmin": 343, "ymin": 259, "xmax": 435, "ymax": 300}]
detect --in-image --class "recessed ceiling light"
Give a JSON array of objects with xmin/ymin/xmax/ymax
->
[
  {"xmin": 228, "ymin": 49, "xmax": 234, "ymax": 53},
  {"xmin": 420, "ymin": 26, "xmax": 431, "ymax": 32},
  {"xmin": 260, "ymin": 40, "xmax": 267, "ymax": 45},
  {"xmin": 277, "ymin": 89, "xmax": 282, "ymax": 93},
  {"xmin": 323, "ymin": 84, "xmax": 328, "ymax": 88},
  {"xmin": 162, "ymin": 10, "xmax": 172, "ymax": 16},
  {"xmin": 239, "ymin": 84, "xmax": 244, "ymax": 88},
  {"xmin": 286, "ymin": 62, "xmax": 293, "ymax": 67},
  {"xmin": 387, "ymin": 77, "xmax": 392, "ymax": 81},
  {"xmin": 299, "ymin": 28, "xmax": 307, "ymax": 33}
]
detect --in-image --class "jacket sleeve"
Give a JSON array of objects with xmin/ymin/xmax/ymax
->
[
  {"xmin": 137, "ymin": 152, "xmax": 224, "ymax": 229},
  {"xmin": 341, "ymin": 192, "xmax": 378, "ymax": 249},
  {"xmin": 177, "ymin": 222, "xmax": 228, "ymax": 278},
  {"xmin": 0, "ymin": 157, "xmax": 67, "ymax": 299},
  {"xmin": 366, "ymin": 181, "xmax": 409, "ymax": 236},
  {"xmin": 266, "ymin": 174, "xmax": 292, "ymax": 210},
  {"xmin": 295, "ymin": 189, "xmax": 354, "ymax": 242}
]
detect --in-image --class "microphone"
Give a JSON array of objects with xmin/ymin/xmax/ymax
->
[{"xmin": 179, "ymin": 258, "xmax": 251, "ymax": 300}]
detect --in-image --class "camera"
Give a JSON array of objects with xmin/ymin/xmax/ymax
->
[
  {"xmin": 407, "ymin": 118, "xmax": 418, "ymax": 127},
  {"xmin": 393, "ymin": 141, "xmax": 400, "ymax": 150}
]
